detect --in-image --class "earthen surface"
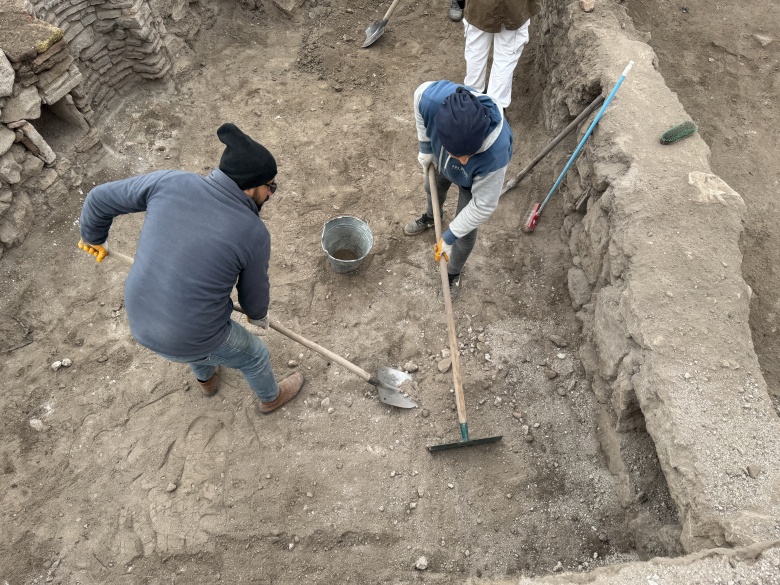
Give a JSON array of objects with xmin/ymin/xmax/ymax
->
[{"xmin": 1, "ymin": 0, "xmax": 779, "ymax": 583}]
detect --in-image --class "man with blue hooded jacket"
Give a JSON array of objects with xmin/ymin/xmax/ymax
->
[
  {"xmin": 404, "ymin": 80, "xmax": 512, "ymax": 300},
  {"xmin": 77, "ymin": 123, "xmax": 304, "ymax": 414}
]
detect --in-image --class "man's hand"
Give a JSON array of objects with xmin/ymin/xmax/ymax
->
[
  {"xmin": 418, "ymin": 151, "xmax": 436, "ymax": 173},
  {"xmin": 434, "ymin": 238, "xmax": 452, "ymax": 262},
  {"xmin": 78, "ymin": 239, "xmax": 107, "ymax": 263},
  {"xmin": 247, "ymin": 314, "xmax": 269, "ymax": 331},
  {"xmin": 434, "ymin": 228, "xmax": 457, "ymax": 263}
]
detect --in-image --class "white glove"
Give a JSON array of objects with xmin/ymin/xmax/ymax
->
[
  {"xmin": 247, "ymin": 314, "xmax": 269, "ymax": 334},
  {"xmin": 417, "ymin": 151, "xmax": 436, "ymax": 173}
]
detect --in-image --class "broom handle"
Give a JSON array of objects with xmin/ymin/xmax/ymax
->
[
  {"xmin": 537, "ymin": 60, "xmax": 633, "ymax": 214},
  {"xmin": 428, "ymin": 166, "xmax": 470, "ymax": 441},
  {"xmin": 500, "ymin": 94, "xmax": 605, "ymax": 196}
]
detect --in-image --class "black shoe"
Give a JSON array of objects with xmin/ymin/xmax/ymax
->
[
  {"xmin": 438, "ymin": 273, "xmax": 461, "ymax": 302},
  {"xmin": 404, "ymin": 213, "xmax": 435, "ymax": 235},
  {"xmin": 449, "ymin": 0, "xmax": 463, "ymax": 21}
]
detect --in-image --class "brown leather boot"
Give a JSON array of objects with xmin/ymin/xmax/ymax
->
[
  {"xmin": 255, "ymin": 372, "xmax": 304, "ymax": 414},
  {"xmin": 197, "ymin": 368, "xmax": 220, "ymax": 397}
]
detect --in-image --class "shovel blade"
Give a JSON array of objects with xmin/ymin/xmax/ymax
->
[
  {"xmin": 362, "ymin": 19, "xmax": 387, "ymax": 47},
  {"xmin": 378, "ymin": 385, "xmax": 418, "ymax": 408},
  {"xmin": 376, "ymin": 367, "xmax": 417, "ymax": 408}
]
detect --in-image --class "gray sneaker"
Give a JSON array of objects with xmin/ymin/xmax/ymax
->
[
  {"xmin": 404, "ymin": 213, "xmax": 435, "ymax": 235},
  {"xmin": 438, "ymin": 273, "xmax": 461, "ymax": 302},
  {"xmin": 449, "ymin": 0, "xmax": 463, "ymax": 21}
]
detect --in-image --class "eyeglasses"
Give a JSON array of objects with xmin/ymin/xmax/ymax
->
[{"xmin": 265, "ymin": 181, "xmax": 277, "ymax": 194}]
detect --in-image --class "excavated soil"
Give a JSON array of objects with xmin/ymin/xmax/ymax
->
[{"xmin": 1, "ymin": 0, "xmax": 778, "ymax": 583}]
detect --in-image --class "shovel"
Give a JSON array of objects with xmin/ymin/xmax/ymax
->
[
  {"xmin": 362, "ymin": 0, "xmax": 402, "ymax": 48},
  {"xmin": 232, "ymin": 304, "xmax": 417, "ymax": 409},
  {"xmin": 425, "ymin": 166, "xmax": 502, "ymax": 452},
  {"xmin": 102, "ymin": 250, "xmax": 417, "ymax": 408}
]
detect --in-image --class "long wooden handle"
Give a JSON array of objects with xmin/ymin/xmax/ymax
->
[
  {"xmin": 428, "ymin": 166, "xmax": 468, "ymax": 426},
  {"xmin": 500, "ymin": 94, "xmax": 605, "ymax": 196},
  {"xmin": 232, "ymin": 303, "xmax": 373, "ymax": 384},
  {"xmin": 383, "ymin": 0, "xmax": 402, "ymax": 21}
]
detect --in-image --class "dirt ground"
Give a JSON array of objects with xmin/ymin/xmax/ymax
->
[{"xmin": 1, "ymin": 0, "xmax": 778, "ymax": 583}]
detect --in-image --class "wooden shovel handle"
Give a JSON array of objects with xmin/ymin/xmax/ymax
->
[
  {"xmin": 232, "ymin": 303, "xmax": 373, "ymax": 384},
  {"xmin": 428, "ymin": 166, "xmax": 468, "ymax": 426},
  {"xmin": 383, "ymin": 0, "xmax": 402, "ymax": 21}
]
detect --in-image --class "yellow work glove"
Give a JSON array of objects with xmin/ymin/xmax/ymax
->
[
  {"xmin": 434, "ymin": 237, "xmax": 452, "ymax": 263},
  {"xmin": 78, "ymin": 239, "xmax": 107, "ymax": 263}
]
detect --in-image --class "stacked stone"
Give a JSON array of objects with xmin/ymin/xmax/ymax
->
[
  {"xmin": 0, "ymin": 11, "xmax": 92, "ymax": 258},
  {"xmin": 25, "ymin": 0, "xmax": 173, "ymax": 116}
]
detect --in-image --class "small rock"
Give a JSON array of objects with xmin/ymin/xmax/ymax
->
[
  {"xmin": 417, "ymin": 487, "xmax": 425, "ymax": 497},
  {"xmin": 553, "ymin": 561, "xmax": 563, "ymax": 572},
  {"xmin": 287, "ymin": 360, "xmax": 298, "ymax": 367},
  {"xmin": 29, "ymin": 418, "xmax": 45, "ymax": 431},
  {"xmin": 556, "ymin": 387, "xmax": 568, "ymax": 396},
  {"xmin": 415, "ymin": 556, "xmax": 428, "ymax": 571},
  {"xmin": 404, "ymin": 362, "xmax": 419, "ymax": 373},
  {"xmin": 321, "ymin": 397, "xmax": 330, "ymax": 408},
  {"xmin": 493, "ymin": 397, "xmax": 502, "ymax": 406},
  {"xmin": 512, "ymin": 411, "xmax": 523, "ymax": 421},
  {"xmin": 544, "ymin": 368, "xmax": 558, "ymax": 380},
  {"xmin": 447, "ymin": 483, "xmax": 454, "ymax": 489},
  {"xmin": 50, "ymin": 361, "xmax": 62, "ymax": 371},
  {"xmin": 409, "ymin": 502, "xmax": 417, "ymax": 510},
  {"xmin": 61, "ymin": 358, "xmax": 72, "ymax": 367},
  {"xmin": 753, "ymin": 33, "xmax": 773, "ymax": 46},
  {"xmin": 549, "ymin": 335, "xmax": 568, "ymax": 348},
  {"xmin": 327, "ymin": 407, "xmax": 335, "ymax": 414},
  {"xmin": 166, "ymin": 482, "xmax": 177, "ymax": 492},
  {"xmin": 746, "ymin": 464, "xmax": 762, "ymax": 478},
  {"xmin": 437, "ymin": 358, "xmax": 452, "ymax": 373},
  {"xmin": 578, "ymin": 0, "xmax": 595, "ymax": 13},
  {"xmin": 96, "ymin": 355, "xmax": 108, "ymax": 363},
  {"xmin": 421, "ymin": 409, "xmax": 430, "ymax": 418},
  {"xmin": 524, "ymin": 434, "xmax": 535, "ymax": 443},
  {"xmin": 556, "ymin": 353, "xmax": 566, "ymax": 359},
  {"xmin": 379, "ymin": 505, "xmax": 385, "ymax": 512}
]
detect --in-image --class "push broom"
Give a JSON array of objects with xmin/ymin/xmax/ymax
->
[{"xmin": 523, "ymin": 60, "xmax": 634, "ymax": 233}]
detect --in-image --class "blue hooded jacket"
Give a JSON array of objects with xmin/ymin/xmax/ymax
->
[{"xmin": 415, "ymin": 80, "xmax": 512, "ymax": 238}]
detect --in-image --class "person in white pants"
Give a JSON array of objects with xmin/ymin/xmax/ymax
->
[{"xmin": 461, "ymin": 0, "xmax": 540, "ymax": 112}]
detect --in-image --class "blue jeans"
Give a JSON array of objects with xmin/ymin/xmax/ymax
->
[
  {"xmin": 159, "ymin": 320, "xmax": 279, "ymax": 402},
  {"xmin": 424, "ymin": 169, "xmax": 477, "ymax": 277}
]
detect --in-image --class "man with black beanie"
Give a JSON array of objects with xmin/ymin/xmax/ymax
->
[
  {"xmin": 405, "ymin": 81, "xmax": 512, "ymax": 300},
  {"xmin": 78, "ymin": 123, "xmax": 304, "ymax": 414}
]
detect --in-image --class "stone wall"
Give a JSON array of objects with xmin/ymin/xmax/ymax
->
[
  {"xmin": 0, "ymin": 11, "xmax": 89, "ymax": 258},
  {"xmin": 536, "ymin": 1, "xmax": 780, "ymax": 554},
  {"xmin": 24, "ymin": 0, "xmax": 173, "ymax": 116}
]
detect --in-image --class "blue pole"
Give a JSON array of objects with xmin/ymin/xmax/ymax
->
[{"xmin": 536, "ymin": 61, "xmax": 634, "ymax": 216}]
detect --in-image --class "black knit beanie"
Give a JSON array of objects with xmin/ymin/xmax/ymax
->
[
  {"xmin": 217, "ymin": 123, "xmax": 277, "ymax": 190},
  {"xmin": 435, "ymin": 87, "xmax": 491, "ymax": 157}
]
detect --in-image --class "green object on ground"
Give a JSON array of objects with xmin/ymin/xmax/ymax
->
[{"xmin": 660, "ymin": 121, "xmax": 698, "ymax": 144}]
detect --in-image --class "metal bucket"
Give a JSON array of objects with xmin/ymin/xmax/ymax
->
[{"xmin": 321, "ymin": 216, "xmax": 374, "ymax": 274}]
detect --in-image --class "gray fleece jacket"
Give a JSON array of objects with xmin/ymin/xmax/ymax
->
[{"xmin": 79, "ymin": 169, "xmax": 270, "ymax": 359}]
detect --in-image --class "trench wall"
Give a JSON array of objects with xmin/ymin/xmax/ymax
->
[{"xmin": 536, "ymin": 0, "xmax": 780, "ymax": 555}]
